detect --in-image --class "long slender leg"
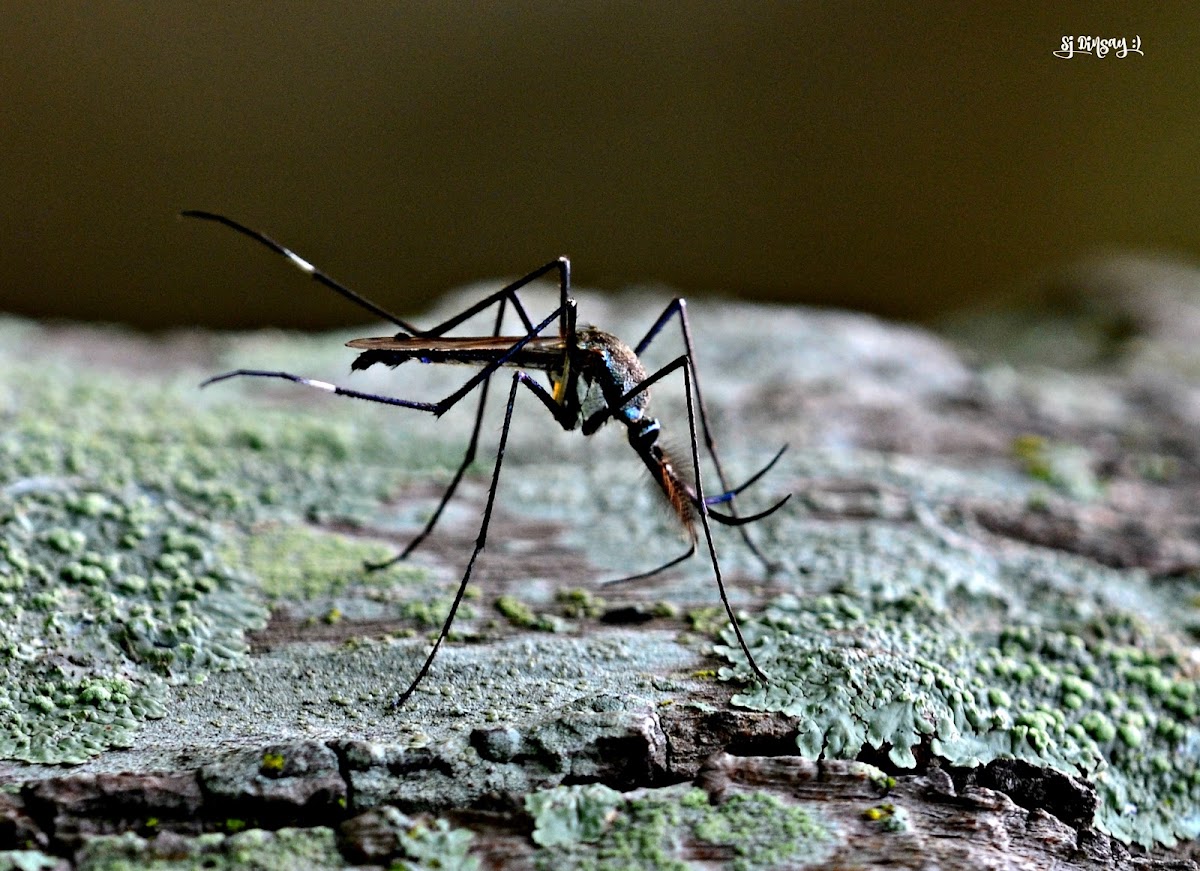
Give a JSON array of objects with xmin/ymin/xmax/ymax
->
[
  {"xmin": 364, "ymin": 280, "xmax": 576, "ymax": 567},
  {"xmin": 204, "ymin": 304, "xmax": 568, "ymax": 422},
  {"xmin": 600, "ymin": 543, "xmax": 695, "ymax": 587},
  {"xmin": 366, "ymin": 297, "xmax": 509, "ymax": 571},
  {"xmin": 185, "ymin": 213, "xmax": 581, "ymax": 565},
  {"xmin": 703, "ymin": 444, "xmax": 788, "ymax": 505},
  {"xmin": 200, "ymin": 369, "xmax": 440, "ymax": 411},
  {"xmin": 430, "ymin": 305, "xmax": 568, "ymax": 415},
  {"xmin": 204, "ymin": 305, "xmax": 573, "ymax": 576},
  {"xmin": 681, "ymin": 357, "xmax": 768, "ymax": 682},
  {"xmin": 392, "ymin": 371, "xmax": 569, "ymax": 709},
  {"xmin": 634, "ymin": 298, "xmax": 781, "ymax": 567},
  {"xmin": 182, "ymin": 210, "xmax": 573, "ymax": 339},
  {"xmin": 182, "ymin": 210, "xmax": 421, "ymax": 332},
  {"xmin": 420, "ymin": 257, "xmax": 571, "ymax": 339}
]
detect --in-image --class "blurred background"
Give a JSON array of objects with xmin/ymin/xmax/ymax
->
[{"xmin": 2, "ymin": 3, "xmax": 1197, "ymax": 330}]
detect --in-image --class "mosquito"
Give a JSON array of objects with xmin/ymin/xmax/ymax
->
[{"xmin": 182, "ymin": 210, "xmax": 789, "ymax": 708}]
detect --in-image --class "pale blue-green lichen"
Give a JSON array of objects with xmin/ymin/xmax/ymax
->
[
  {"xmin": 393, "ymin": 817, "xmax": 479, "ymax": 871},
  {"xmin": 1011, "ymin": 434, "xmax": 1101, "ymax": 500},
  {"xmin": 719, "ymin": 591, "xmax": 1200, "ymax": 847},
  {"xmin": 227, "ymin": 525, "xmax": 421, "ymax": 601},
  {"xmin": 527, "ymin": 783, "xmax": 832, "ymax": 870},
  {"xmin": 0, "ymin": 335, "xmax": 456, "ymax": 764},
  {"xmin": 0, "ymin": 485, "xmax": 264, "ymax": 763},
  {"xmin": 74, "ymin": 826, "xmax": 345, "ymax": 871},
  {"xmin": 527, "ymin": 783, "xmax": 624, "ymax": 847},
  {"xmin": 0, "ymin": 850, "xmax": 60, "ymax": 871},
  {"xmin": 0, "ymin": 361, "xmax": 454, "ymax": 529}
]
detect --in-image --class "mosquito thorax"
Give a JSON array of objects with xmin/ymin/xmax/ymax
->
[{"xmin": 571, "ymin": 327, "xmax": 650, "ymax": 426}]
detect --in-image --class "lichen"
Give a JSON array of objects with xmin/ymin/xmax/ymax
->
[
  {"xmin": 557, "ymin": 588, "xmax": 606, "ymax": 619},
  {"xmin": 527, "ymin": 783, "xmax": 624, "ymax": 847},
  {"xmin": 718, "ymin": 591, "xmax": 1200, "ymax": 847},
  {"xmin": 0, "ymin": 333, "xmax": 457, "ymax": 763},
  {"xmin": 259, "ymin": 750, "xmax": 286, "ymax": 775},
  {"xmin": 393, "ymin": 817, "xmax": 479, "ymax": 871},
  {"xmin": 527, "ymin": 784, "xmax": 832, "ymax": 870},
  {"xmin": 496, "ymin": 595, "xmax": 558, "ymax": 632},
  {"xmin": 74, "ymin": 826, "xmax": 345, "ymax": 871},
  {"xmin": 0, "ymin": 485, "xmax": 263, "ymax": 763},
  {"xmin": 0, "ymin": 357, "xmax": 456, "ymax": 531},
  {"xmin": 222, "ymin": 522, "xmax": 445, "ymax": 629},
  {"xmin": 0, "ymin": 850, "xmax": 60, "ymax": 871},
  {"xmin": 863, "ymin": 802, "xmax": 911, "ymax": 833},
  {"xmin": 227, "ymin": 525, "xmax": 424, "ymax": 602},
  {"xmin": 1011, "ymin": 434, "xmax": 1101, "ymax": 500}
]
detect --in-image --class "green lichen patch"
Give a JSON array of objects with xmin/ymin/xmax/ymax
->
[
  {"xmin": 527, "ymin": 784, "xmax": 832, "ymax": 870},
  {"xmin": 719, "ymin": 593, "xmax": 1200, "ymax": 847},
  {"xmin": 74, "ymin": 826, "xmax": 345, "ymax": 871},
  {"xmin": 557, "ymin": 588, "xmax": 606, "ymax": 619},
  {"xmin": 231, "ymin": 522, "xmax": 477, "ymax": 630},
  {"xmin": 1011, "ymin": 434, "xmax": 1101, "ymax": 500},
  {"xmin": 0, "ymin": 358, "xmax": 454, "ymax": 531},
  {"xmin": 528, "ymin": 783, "xmax": 624, "ymax": 847},
  {"xmin": 0, "ymin": 330, "xmax": 462, "ymax": 764},
  {"xmin": 225, "ymin": 524, "xmax": 425, "ymax": 602},
  {"xmin": 392, "ymin": 817, "xmax": 479, "ymax": 871},
  {"xmin": 495, "ymin": 595, "xmax": 560, "ymax": 632},
  {"xmin": 863, "ymin": 802, "xmax": 911, "ymax": 833},
  {"xmin": 0, "ymin": 485, "xmax": 265, "ymax": 764},
  {"xmin": 735, "ymin": 500, "xmax": 1200, "ymax": 638},
  {"xmin": 0, "ymin": 850, "xmax": 60, "ymax": 871}
]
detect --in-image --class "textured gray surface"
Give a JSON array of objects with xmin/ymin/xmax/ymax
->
[{"xmin": 2, "ymin": 268, "xmax": 1199, "ymax": 866}]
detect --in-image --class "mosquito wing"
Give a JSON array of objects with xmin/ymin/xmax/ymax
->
[
  {"xmin": 346, "ymin": 334, "xmax": 567, "ymax": 369},
  {"xmin": 346, "ymin": 335, "xmax": 567, "ymax": 352}
]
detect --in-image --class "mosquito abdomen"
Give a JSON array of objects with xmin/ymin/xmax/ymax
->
[
  {"xmin": 628, "ymin": 418, "xmax": 697, "ymax": 538},
  {"xmin": 659, "ymin": 453, "xmax": 698, "ymax": 537}
]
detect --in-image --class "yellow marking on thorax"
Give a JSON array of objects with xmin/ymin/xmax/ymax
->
[{"xmin": 552, "ymin": 353, "xmax": 571, "ymax": 404}]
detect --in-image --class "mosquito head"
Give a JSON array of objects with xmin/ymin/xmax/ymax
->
[{"xmin": 349, "ymin": 348, "xmax": 412, "ymax": 372}]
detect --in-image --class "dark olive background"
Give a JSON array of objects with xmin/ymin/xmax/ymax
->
[{"xmin": 2, "ymin": 3, "xmax": 1196, "ymax": 329}]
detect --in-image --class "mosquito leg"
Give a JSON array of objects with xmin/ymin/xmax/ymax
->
[
  {"xmin": 392, "ymin": 370, "xmax": 567, "ymax": 709},
  {"xmin": 418, "ymin": 257, "xmax": 571, "ymax": 338},
  {"xmin": 679, "ymin": 355, "xmax": 768, "ymax": 683},
  {"xmin": 600, "ymin": 542, "xmax": 696, "ymax": 586},
  {"xmin": 181, "ymin": 210, "xmax": 421, "ymax": 332},
  {"xmin": 200, "ymin": 369, "xmax": 440, "ymax": 411},
  {"xmin": 205, "ymin": 305, "xmax": 571, "ymax": 569},
  {"xmin": 704, "ymin": 444, "xmax": 789, "ymax": 505},
  {"xmin": 633, "ymin": 298, "xmax": 779, "ymax": 569},
  {"xmin": 366, "ymin": 297, "xmax": 509, "ymax": 571},
  {"xmin": 203, "ymin": 299, "xmax": 566, "ymax": 407},
  {"xmin": 368, "ymin": 295, "xmax": 576, "ymax": 569},
  {"xmin": 183, "ymin": 210, "xmax": 572, "ymax": 340},
  {"xmin": 430, "ymin": 304, "xmax": 570, "ymax": 414}
]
